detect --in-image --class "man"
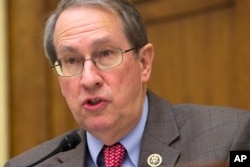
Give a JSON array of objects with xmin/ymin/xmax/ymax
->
[{"xmin": 5, "ymin": 0, "xmax": 250, "ymax": 167}]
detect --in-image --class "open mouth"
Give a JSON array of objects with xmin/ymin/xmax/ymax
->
[
  {"xmin": 87, "ymin": 98, "xmax": 101, "ymax": 105},
  {"xmin": 83, "ymin": 97, "xmax": 108, "ymax": 110}
]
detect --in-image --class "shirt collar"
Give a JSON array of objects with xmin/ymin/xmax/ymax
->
[{"xmin": 86, "ymin": 96, "xmax": 149, "ymax": 166}]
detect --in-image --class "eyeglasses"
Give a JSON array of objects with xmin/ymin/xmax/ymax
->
[{"xmin": 51, "ymin": 47, "xmax": 136, "ymax": 77}]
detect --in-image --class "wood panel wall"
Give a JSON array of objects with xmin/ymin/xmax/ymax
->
[
  {"xmin": 142, "ymin": 0, "xmax": 250, "ymax": 109},
  {"xmin": 8, "ymin": 0, "xmax": 250, "ymax": 158},
  {"xmin": 8, "ymin": 0, "xmax": 77, "ymax": 157}
]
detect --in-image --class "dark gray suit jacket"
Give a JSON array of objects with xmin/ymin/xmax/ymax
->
[{"xmin": 5, "ymin": 91, "xmax": 250, "ymax": 167}]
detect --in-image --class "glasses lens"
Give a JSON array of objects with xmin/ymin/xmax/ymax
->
[
  {"xmin": 54, "ymin": 56, "xmax": 83, "ymax": 76},
  {"xmin": 94, "ymin": 48, "xmax": 122, "ymax": 69}
]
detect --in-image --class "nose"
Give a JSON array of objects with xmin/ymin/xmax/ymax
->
[{"xmin": 79, "ymin": 60, "xmax": 103, "ymax": 90}]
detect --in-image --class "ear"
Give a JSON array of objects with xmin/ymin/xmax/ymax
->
[{"xmin": 138, "ymin": 43, "xmax": 154, "ymax": 83}]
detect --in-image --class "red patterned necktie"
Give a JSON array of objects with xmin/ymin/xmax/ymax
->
[{"xmin": 102, "ymin": 143, "xmax": 126, "ymax": 167}]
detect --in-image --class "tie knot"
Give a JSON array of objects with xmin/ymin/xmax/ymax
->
[{"xmin": 103, "ymin": 143, "xmax": 126, "ymax": 167}]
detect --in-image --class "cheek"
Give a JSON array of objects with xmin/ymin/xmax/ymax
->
[
  {"xmin": 110, "ymin": 61, "xmax": 142, "ymax": 95},
  {"xmin": 58, "ymin": 79, "xmax": 81, "ymax": 120},
  {"xmin": 58, "ymin": 78, "xmax": 79, "ymax": 98},
  {"xmin": 59, "ymin": 80, "xmax": 69, "ymax": 97},
  {"xmin": 124, "ymin": 61, "xmax": 142, "ymax": 84}
]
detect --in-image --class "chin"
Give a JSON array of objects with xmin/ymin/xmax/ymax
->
[{"xmin": 87, "ymin": 117, "xmax": 114, "ymax": 132}]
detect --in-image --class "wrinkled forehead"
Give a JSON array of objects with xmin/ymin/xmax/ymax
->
[{"xmin": 54, "ymin": 5, "xmax": 128, "ymax": 54}]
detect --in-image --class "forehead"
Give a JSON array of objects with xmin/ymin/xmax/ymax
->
[
  {"xmin": 59, "ymin": 5, "xmax": 119, "ymax": 23},
  {"xmin": 55, "ymin": 5, "xmax": 123, "ymax": 38},
  {"xmin": 54, "ymin": 5, "xmax": 127, "ymax": 52}
]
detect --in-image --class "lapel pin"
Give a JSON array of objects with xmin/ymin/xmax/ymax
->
[{"xmin": 147, "ymin": 153, "xmax": 162, "ymax": 167}]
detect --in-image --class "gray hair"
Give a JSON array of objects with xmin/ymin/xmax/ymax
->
[{"xmin": 43, "ymin": 0, "xmax": 148, "ymax": 64}]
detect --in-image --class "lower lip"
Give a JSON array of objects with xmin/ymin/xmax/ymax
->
[{"xmin": 83, "ymin": 101, "xmax": 108, "ymax": 111}]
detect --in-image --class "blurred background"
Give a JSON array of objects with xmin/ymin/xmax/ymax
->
[{"xmin": 1, "ymin": 0, "xmax": 250, "ymax": 166}]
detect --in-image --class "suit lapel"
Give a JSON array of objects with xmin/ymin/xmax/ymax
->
[{"xmin": 139, "ymin": 91, "xmax": 180, "ymax": 167}]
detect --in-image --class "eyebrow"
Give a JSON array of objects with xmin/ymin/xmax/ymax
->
[
  {"xmin": 91, "ymin": 37, "xmax": 114, "ymax": 47},
  {"xmin": 57, "ymin": 37, "xmax": 116, "ymax": 54},
  {"xmin": 58, "ymin": 46, "xmax": 80, "ymax": 54}
]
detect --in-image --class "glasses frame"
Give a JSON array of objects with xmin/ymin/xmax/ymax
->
[{"xmin": 51, "ymin": 47, "xmax": 136, "ymax": 77}]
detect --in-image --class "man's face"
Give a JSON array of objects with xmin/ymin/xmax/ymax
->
[{"xmin": 54, "ymin": 6, "xmax": 153, "ymax": 145}]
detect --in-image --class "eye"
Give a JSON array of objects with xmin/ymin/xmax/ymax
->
[
  {"xmin": 95, "ymin": 49, "xmax": 118, "ymax": 61},
  {"xmin": 100, "ymin": 49, "xmax": 113, "ymax": 57},
  {"xmin": 64, "ymin": 56, "xmax": 81, "ymax": 64}
]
